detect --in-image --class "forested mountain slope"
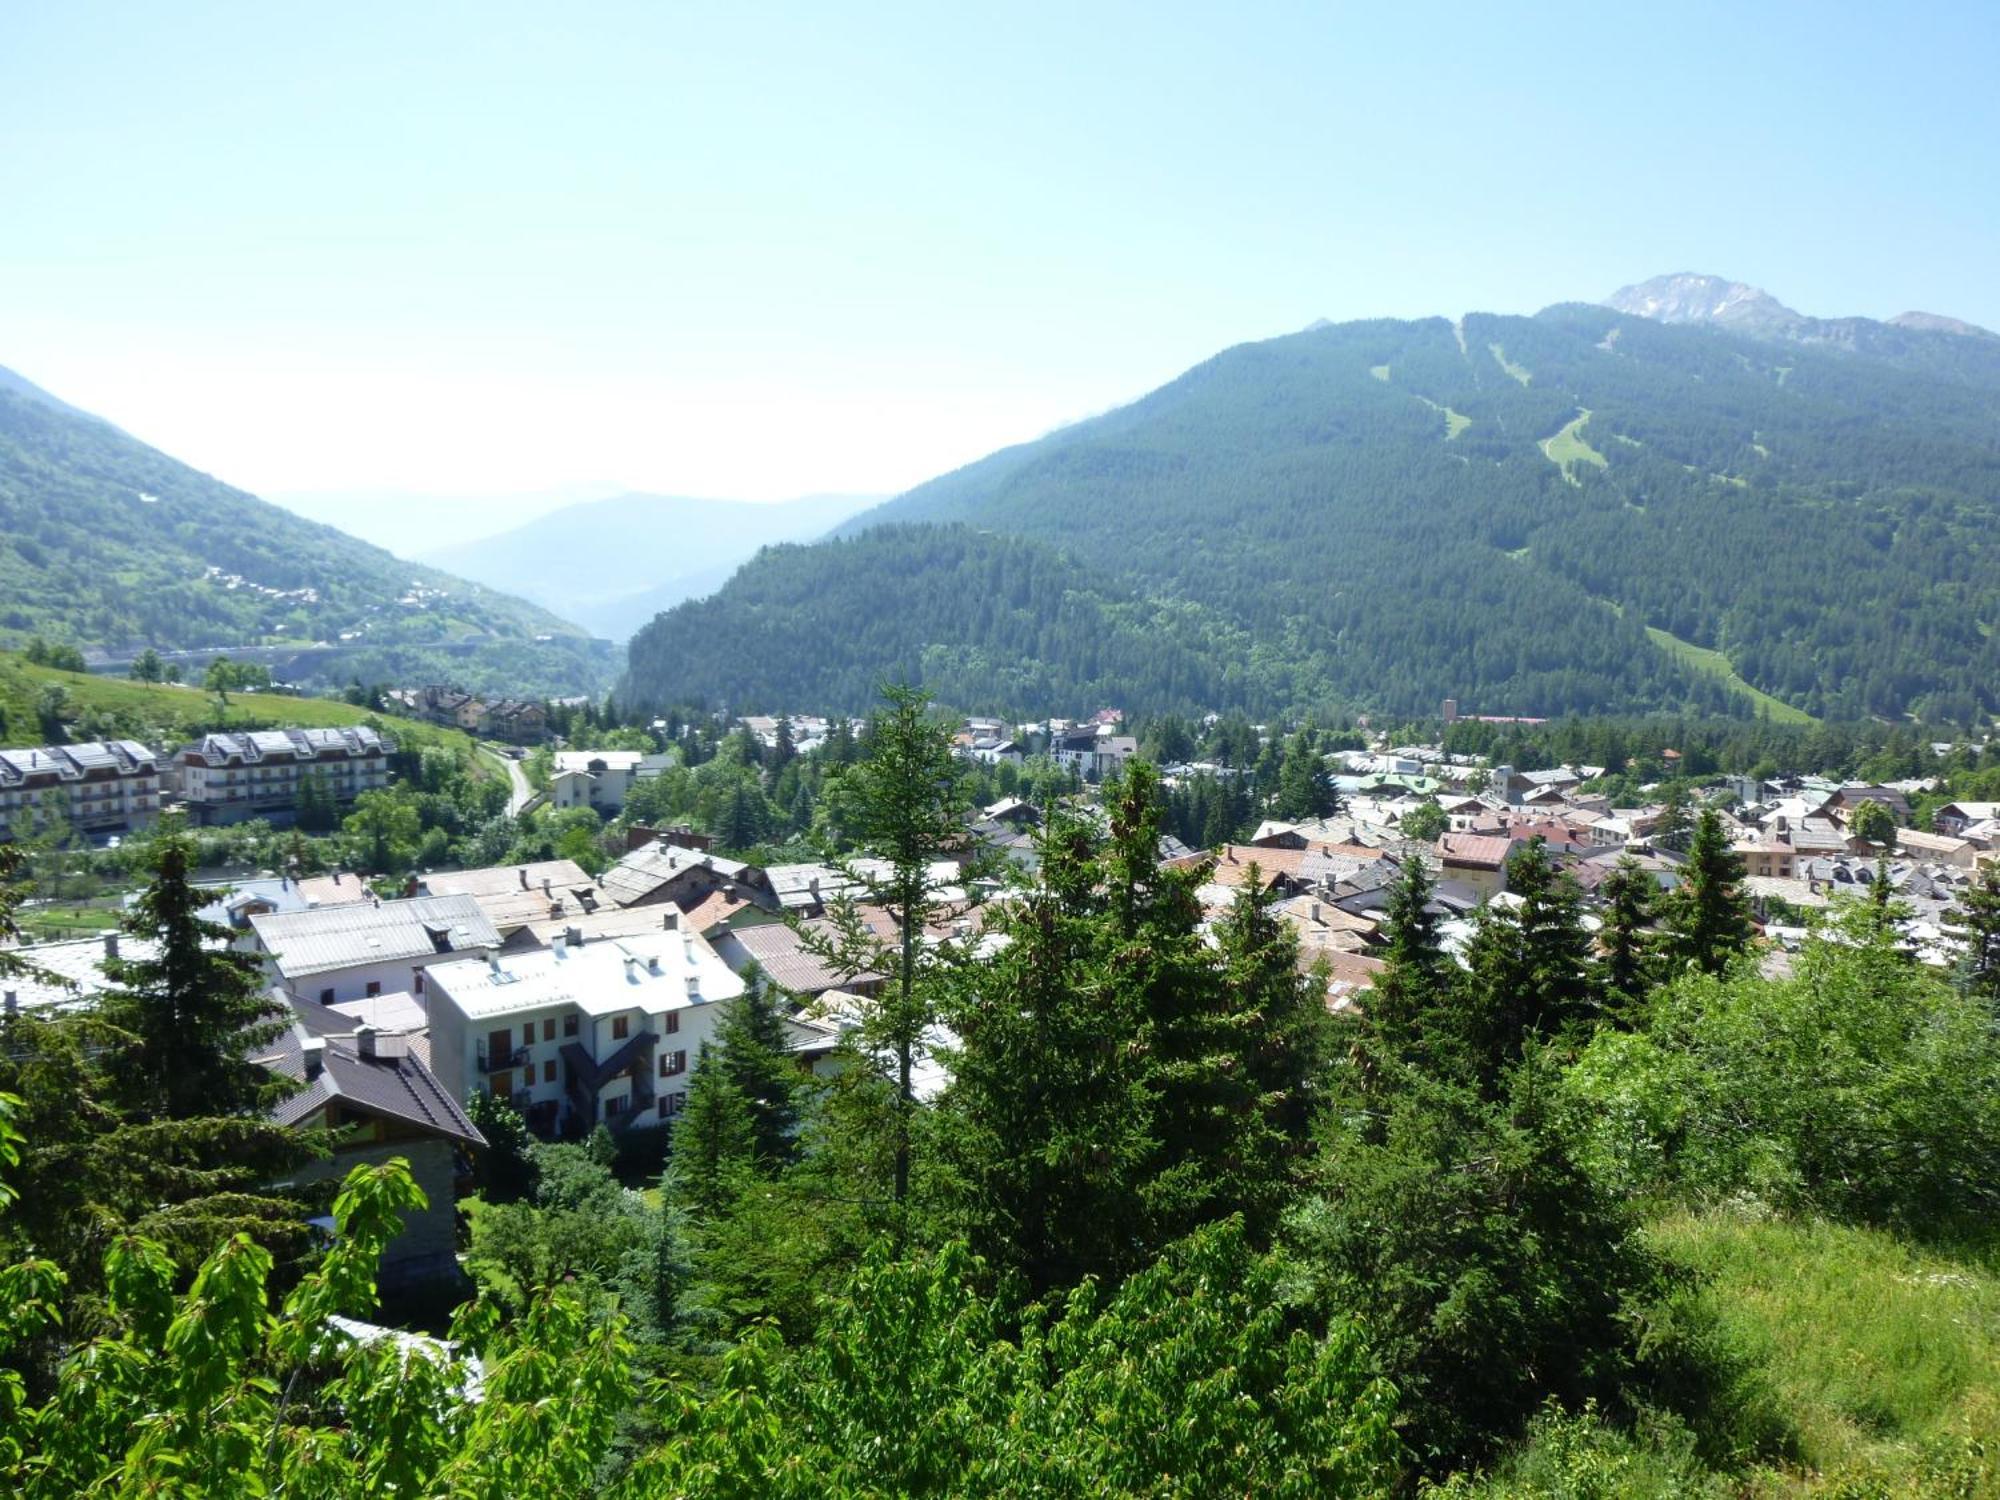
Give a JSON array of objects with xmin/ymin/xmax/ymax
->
[
  {"xmin": 629, "ymin": 296, "xmax": 2000, "ymax": 720},
  {"xmin": 0, "ymin": 365, "xmax": 612, "ymax": 696}
]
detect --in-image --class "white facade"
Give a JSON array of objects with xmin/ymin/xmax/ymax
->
[
  {"xmin": 425, "ymin": 927, "xmax": 745, "ymax": 1137},
  {"xmin": 550, "ymin": 751, "xmax": 672, "ymax": 814},
  {"xmin": 176, "ymin": 727, "xmax": 395, "ymax": 824},
  {"xmin": 0, "ymin": 741, "xmax": 163, "ymax": 841},
  {"xmin": 250, "ymin": 894, "xmax": 501, "ymax": 1009}
]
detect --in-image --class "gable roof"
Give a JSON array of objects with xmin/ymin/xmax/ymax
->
[
  {"xmin": 598, "ymin": 842, "xmax": 759, "ymax": 908},
  {"xmin": 1439, "ymin": 833, "xmax": 1513, "ymax": 870},
  {"xmin": 251, "ymin": 895, "xmax": 501, "ymax": 979},
  {"xmin": 258, "ymin": 998, "xmax": 483, "ymax": 1149}
]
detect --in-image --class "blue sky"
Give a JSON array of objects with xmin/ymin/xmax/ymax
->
[{"xmin": 3, "ymin": 1, "xmax": 1996, "ymax": 525}]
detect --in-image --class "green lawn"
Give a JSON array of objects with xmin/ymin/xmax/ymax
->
[
  {"xmin": 1644, "ymin": 626, "xmax": 1815, "ymax": 724},
  {"xmin": 1539, "ymin": 408, "xmax": 1608, "ymax": 482},
  {"xmin": 1489, "ymin": 342, "xmax": 1532, "ymax": 386},
  {"xmin": 1415, "ymin": 394, "xmax": 1472, "ymax": 439}
]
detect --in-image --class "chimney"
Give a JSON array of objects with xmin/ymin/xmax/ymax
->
[
  {"xmin": 1310, "ymin": 901, "xmax": 1321, "ymax": 923},
  {"xmin": 353, "ymin": 1025, "xmax": 378, "ymax": 1060},
  {"xmin": 647, "ymin": 953, "xmax": 662, "ymax": 975},
  {"xmin": 685, "ymin": 976, "xmax": 699, "ymax": 1001},
  {"xmin": 553, "ymin": 932, "xmax": 567, "ymax": 958},
  {"xmin": 683, "ymin": 935, "xmax": 695, "ymax": 963},
  {"xmin": 663, "ymin": 908, "xmax": 680, "ymax": 931},
  {"xmin": 3, "ymin": 991, "xmax": 15, "ymax": 1016},
  {"xmin": 301, "ymin": 1034, "xmax": 326, "ymax": 1078},
  {"xmin": 103, "ymin": 932, "xmax": 120, "ymax": 961},
  {"xmin": 519, "ymin": 867, "xmax": 529, "ymax": 888},
  {"xmin": 567, "ymin": 925, "xmax": 583, "ymax": 947},
  {"xmin": 487, "ymin": 952, "xmax": 502, "ymax": 977}
]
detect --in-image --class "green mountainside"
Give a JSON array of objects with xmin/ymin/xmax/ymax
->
[
  {"xmin": 625, "ymin": 295, "xmax": 2000, "ymax": 721},
  {"xmin": 0, "ymin": 366, "xmax": 613, "ymax": 697}
]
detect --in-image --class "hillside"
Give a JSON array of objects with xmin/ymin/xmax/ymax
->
[
  {"xmin": 0, "ymin": 365, "xmax": 614, "ymax": 697},
  {"xmin": 627, "ymin": 289, "xmax": 2000, "ymax": 721},
  {"xmin": 0, "ymin": 649, "xmax": 479, "ymax": 758},
  {"xmin": 621, "ymin": 524, "xmax": 1311, "ymax": 715},
  {"xmin": 423, "ymin": 491, "xmax": 879, "ymax": 640}
]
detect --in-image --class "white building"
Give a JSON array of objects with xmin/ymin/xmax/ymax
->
[
  {"xmin": 549, "ymin": 750, "xmax": 672, "ymax": 815},
  {"xmin": 249, "ymin": 894, "xmax": 501, "ymax": 1007},
  {"xmin": 175, "ymin": 727, "xmax": 395, "ymax": 825},
  {"xmin": 0, "ymin": 741, "xmax": 164, "ymax": 842},
  {"xmin": 424, "ymin": 925, "xmax": 745, "ymax": 1138}
]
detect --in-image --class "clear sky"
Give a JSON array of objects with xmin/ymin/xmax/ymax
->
[{"xmin": 4, "ymin": 1, "xmax": 1997, "ymax": 517}]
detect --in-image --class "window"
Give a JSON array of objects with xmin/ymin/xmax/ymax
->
[
  {"xmin": 413, "ymin": 968, "xmax": 425, "ymax": 996},
  {"xmin": 563, "ymin": 1013, "xmax": 579, "ymax": 1037},
  {"xmin": 319, "ymin": 988, "xmax": 335, "ymax": 1005},
  {"xmin": 365, "ymin": 981, "xmax": 382, "ymax": 998},
  {"xmin": 663, "ymin": 1090, "xmax": 688, "ymax": 1118},
  {"xmin": 658, "ymin": 1097, "xmax": 672, "ymax": 1118},
  {"xmin": 612, "ymin": 1015, "xmax": 629, "ymax": 1041},
  {"xmin": 543, "ymin": 1060, "xmax": 556, "ymax": 1084},
  {"xmin": 661, "ymin": 1049, "xmax": 688, "ymax": 1078},
  {"xmin": 663, "ymin": 1010, "xmax": 679, "ymax": 1035},
  {"xmin": 542, "ymin": 1018, "xmax": 556, "ymax": 1042}
]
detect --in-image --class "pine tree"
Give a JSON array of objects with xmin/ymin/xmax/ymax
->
[
  {"xmin": 937, "ymin": 809, "xmax": 1154, "ymax": 1292},
  {"xmin": 1457, "ymin": 839, "xmax": 1598, "ymax": 1089},
  {"xmin": 1951, "ymin": 865, "xmax": 2000, "ymax": 1009},
  {"xmin": 1661, "ymin": 808, "xmax": 1754, "ymax": 977},
  {"xmin": 1597, "ymin": 854, "xmax": 1657, "ymax": 1014},
  {"xmin": 99, "ymin": 818, "xmax": 289, "ymax": 1119},
  {"xmin": 1363, "ymin": 857, "xmax": 1452, "ymax": 1068},
  {"xmin": 715, "ymin": 969, "xmax": 800, "ymax": 1167},
  {"xmin": 670, "ymin": 1042, "xmax": 756, "ymax": 1219}
]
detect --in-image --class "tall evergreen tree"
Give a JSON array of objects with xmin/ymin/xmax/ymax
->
[
  {"xmin": 1596, "ymin": 854, "xmax": 1658, "ymax": 1015},
  {"xmin": 1364, "ymin": 857, "xmax": 1452, "ymax": 1068},
  {"xmin": 1951, "ymin": 865, "xmax": 2000, "ymax": 1010},
  {"xmin": 1660, "ymin": 808, "xmax": 1755, "ymax": 977},
  {"xmin": 937, "ymin": 811, "xmax": 1155, "ymax": 1293},
  {"xmin": 669, "ymin": 1041, "xmax": 756, "ymax": 1219},
  {"xmin": 715, "ymin": 969, "xmax": 800, "ymax": 1168},
  {"xmin": 1456, "ymin": 840, "xmax": 1598, "ymax": 1089},
  {"xmin": 99, "ymin": 819, "xmax": 288, "ymax": 1119}
]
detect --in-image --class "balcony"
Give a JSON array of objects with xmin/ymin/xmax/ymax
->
[{"xmin": 477, "ymin": 1045, "xmax": 531, "ymax": 1074}]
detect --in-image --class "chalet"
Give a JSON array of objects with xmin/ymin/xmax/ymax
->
[
  {"xmin": 549, "ymin": 750, "xmax": 672, "ymax": 815},
  {"xmin": 1934, "ymin": 802, "xmax": 2000, "ymax": 839},
  {"xmin": 417, "ymin": 860, "xmax": 603, "ymax": 944},
  {"xmin": 598, "ymin": 841, "xmax": 772, "ymax": 910},
  {"xmin": 1438, "ymin": 832, "xmax": 1513, "ymax": 897}
]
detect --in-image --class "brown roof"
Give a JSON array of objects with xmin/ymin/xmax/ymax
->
[
  {"xmin": 726, "ymin": 921, "xmax": 884, "ymax": 997},
  {"xmin": 290, "ymin": 873, "xmax": 375, "ymax": 909},
  {"xmin": 1439, "ymin": 833, "xmax": 1513, "ymax": 869},
  {"xmin": 681, "ymin": 888, "xmax": 760, "ymax": 935},
  {"xmin": 1169, "ymin": 842, "xmax": 1385, "ymax": 891},
  {"xmin": 420, "ymin": 860, "xmax": 600, "ymax": 932}
]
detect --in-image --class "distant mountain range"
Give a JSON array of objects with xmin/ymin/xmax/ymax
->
[
  {"xmin": 625, "ymin": 277, "xmax": 2000, "ymax": 723},
  {"xmin": 0, "ymin": 364, "xmax": 613, "ymax": 698},
  {"xmin": 422, "ymin": 492, "xmax": 881, "ymax": 640}
]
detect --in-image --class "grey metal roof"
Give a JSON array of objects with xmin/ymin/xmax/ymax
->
[
  {"xmin": 598, "ymin": 842, "xmax": 757, "ymax": 907},
  {"xmin": 0, "ymin": 740, "xmax": 159, "ymax": 786},
  {"xmin": 250, "ymin": 894, "xmax": 500, "ymax": 978}
]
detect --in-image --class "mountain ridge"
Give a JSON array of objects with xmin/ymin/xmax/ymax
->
[{"xmin": 629, "ymin": 291, "xmax": 2000, "ymax": 722}]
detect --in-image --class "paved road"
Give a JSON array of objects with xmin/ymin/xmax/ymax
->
[{"xmin": 481, "ymin": 746, "xmax": 536, "ymax": 816}]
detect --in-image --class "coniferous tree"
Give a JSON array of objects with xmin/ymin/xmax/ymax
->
[
  {"xmin": 1364, "ymin": 857, "xmax": 1452, "ymax": 1068},
  {"xmin": 1660, "ymin": 808, "xmax": 1754, "ymax": 977},
  {"xmin": 1597, "ymin": 854, "xmax": 1658, "ymax": 1014},
  {"xmin": 938, "ymin": 811, "xmax": 1155, "ymax": 1293},
  {"xmin": 669, "ymin": 1042, "xmax": 756, "ymax": 1219},
  {"xmin": 99, "ymin": 819, "xmax": 288, "ymax": 1119},
  {"xmin": 715, "ymin": 969, "xmax": 800, "ymax": 1168},
  {"xmin": 1456, "ymin": 840, "xmax": 1598, "ymax": 1088},
  {"xmin": 1951, "ymin": 865, "xmax": 2000, "ymax": 1010}
]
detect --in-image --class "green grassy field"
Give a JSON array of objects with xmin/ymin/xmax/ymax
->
[
  {"xmin": 0, "ymin": 651, "xmax": 485, "ymax": 760},
  {"xmin": 1540, "ymin": 409, "xmax": 1608, "ymax": 482},
  {"xmin": 1489, "ymin": 343, "xmax": 1532, "ymax": 385},
  {"xmin": 1644, "ymin": 626, "xmax": 1815, "ymax": 724},
  {"xmin": 1415, "ymin": 394, "xmax": 1473, "ymax": 439},
  {"xmin": 1448, "ymin": 1210, "xmax": 2000, "ymax": 1496}
]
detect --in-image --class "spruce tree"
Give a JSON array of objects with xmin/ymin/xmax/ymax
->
[
  {"xmin": 937, "ymin": 809, "xmax": 1154, "ymax": 1293},
  {"xmin": 1661, "ymin": 808, "xmax": 1754, "ymax": 977},
  {"xmin": 1365, "ymin": 857, "xmax": 1452, "ymax": 1067},
  {"xmin": 715, "ymin": 969, "xmax": 800, "ymax": 1167},
  {"xmin": 669, "ymin": 1041, "xmax": 756, "ymax": 1219},
  {"xmin": 100, "ymin": 818, "xmax": 289, "ymax": 1119},
  {"xmin": 1596, "ymin": 854, "xmax": 1658, "ymax": 1015},
  {"xmin": 1951, "ymin": 865, "xmax": 2000, "ymax": 1009},
  {"xmin": 1457, "ymin": 839, "xmax": 1598, "ymax": 1089}
]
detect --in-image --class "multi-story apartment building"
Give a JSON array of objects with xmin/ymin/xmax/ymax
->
[
  {"xmin": 0, "ymin": 740, "xmax": 164, "ymax": 842},
  {"xmin": 174, "ymin": 727, "xmax": 396, "ymax": 824},
  {"xmin": 425, "ymin": 924, "xmax": 744, "ymax": 1138},
  {"xmin": 249, "ymin": 893, "xmax": 501, "ymax": 1007}
]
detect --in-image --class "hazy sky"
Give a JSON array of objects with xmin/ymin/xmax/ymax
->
[{"xmin": 4, "ymin": 2, "xmax": 1996, "ymax": 508}]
